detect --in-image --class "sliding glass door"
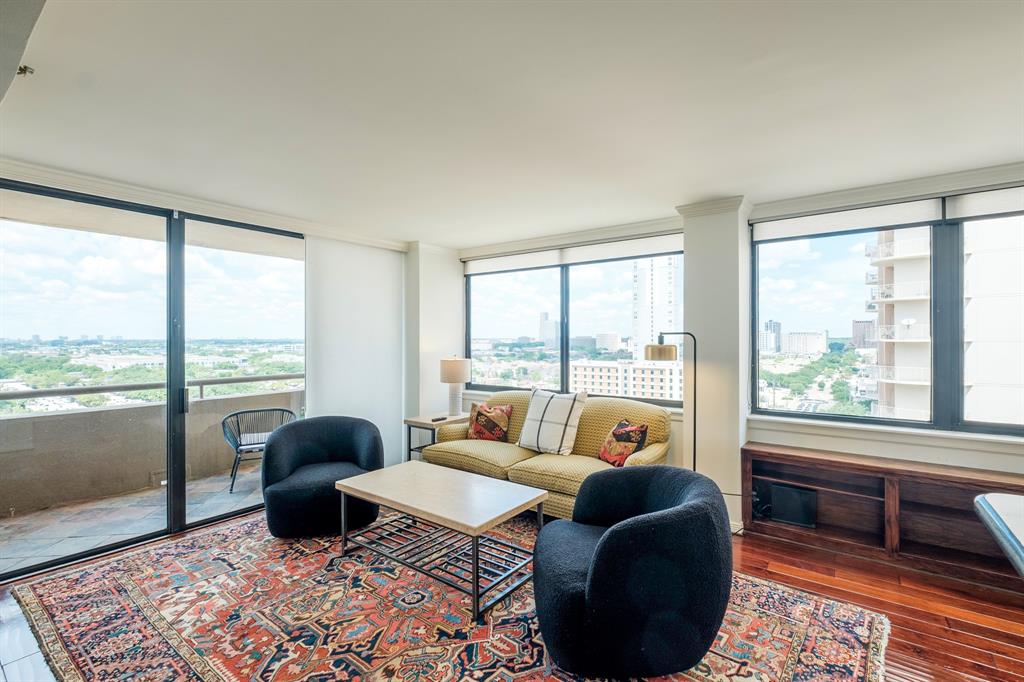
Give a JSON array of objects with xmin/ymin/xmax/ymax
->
[
  {"xmin": 183, "ymin": 219, "xmax": 305, "ymax": 525},
  {"xmin": 0, "ymin": 182, "xmax": 305, "ymax": 580},
  {"xmin": 0, "ymin": 188, "xmax": 169, "ymax": 576}
]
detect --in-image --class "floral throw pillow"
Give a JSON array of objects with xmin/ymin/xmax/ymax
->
[
  {"xmin": 467, "ymin": 403, "xmax": 514, "ymax": 442},
  {"xmin": 598, "ymin": 419, "xmax": 649, "ymax": 467}
]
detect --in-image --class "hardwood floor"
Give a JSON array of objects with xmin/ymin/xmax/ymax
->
[
  {"xmin": 735, "ymin": 533, "xmax": 1024, "ymax": 682},
  {"xmin": 1, "ymin": 527, "xmax": 1021, "ymax": 681}
]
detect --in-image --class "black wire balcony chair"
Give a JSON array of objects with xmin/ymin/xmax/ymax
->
[{"xmin": 222, "ymin": 408, "xmax": 297, "ymax": 493}]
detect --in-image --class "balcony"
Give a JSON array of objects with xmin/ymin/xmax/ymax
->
[
  {"xmin": 871, "ymin": 404, "xmax": 931, "ymax": 420},
  {"xmin": 865, "ymin": 237, "xmax": 930, "ymax": 264},
  {"xmin": 870, "ymin": 324, "xmax": 931, "ymax": 343},
  {"xmin": 865, "ymin": 271, "xmax": 880, "ymax": 285},
  {"xmin": 868, "ymin": 281, "xmax": 931, "ymax": 303},
  {"xmin": 863, "ymin": 365, "xmax": 931, "ymax": 385},
  {"xmin": 0, "ymin": 375, "xmax": 303, "ymax": 574}
]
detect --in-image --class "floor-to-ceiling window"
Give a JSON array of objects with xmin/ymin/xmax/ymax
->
[
  {"xmin": 184, "ymin": 219, "xmax": 305, "ymax": 524},
  {"xmin": 0, "ymin": 182, "xmax": 305, "ymax": 580},
  {"xmin": 0, "ymin": 188, "xmax": 169, "ymax": 576}
]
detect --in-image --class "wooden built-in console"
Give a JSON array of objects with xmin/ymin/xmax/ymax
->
[{"xmin": 741, "ymin": 442, "xmax": 1024, "ymax": 590}]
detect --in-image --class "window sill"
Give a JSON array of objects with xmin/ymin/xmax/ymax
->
[
  {"xmin": 747, "ymin": 413, "xmax": 1024, "ymax": 456},
  {"xmin": 464, "ymin": 388, "xmax": 686, "ymax": 419}
]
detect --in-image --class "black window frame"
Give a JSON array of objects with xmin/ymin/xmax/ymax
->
[
  {"xmin": 464, "ymin": 249, "xmax": 685, "ymax": 408},
  {"xmin": 749, "ymin": 198, "xmax": 1024, "ymax": 438}
]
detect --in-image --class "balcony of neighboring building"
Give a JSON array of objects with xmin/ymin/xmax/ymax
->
[
  {"xmin": 868, "ymin": 281, "xmax": 931, "ymax": 303},
  {"xmin": 870, "ymin": 403, "xmax": 931, "ymax": 420},
  {"xmin": 863, "ymin": 364, "xmax": 931, "ymax": 385},
  {"xmin": 869, "ymin": 323, "xmax": 931, "ymax": 343},
  {"xmin": 865, "ymin": 237, "xmax": 931, "ymax": 265},
  {"xmin": 0, "ymin": 375, "xmax": 303, "ymax": 575}
]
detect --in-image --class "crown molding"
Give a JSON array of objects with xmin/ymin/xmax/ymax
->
[
  {"xmin": 457, "ymin": 214, "xmax": 682, "ymax": 261},
  {"xmin": 675, "ymin": 196, "xmax": 749, "ymax": 219},
  {"xmin": 749, "ymin": 161, "xmax": 1024, "ymax": 223},
  {"xmin": 0, "ymin": 157, "xmax": 409, "ymax": 252}
]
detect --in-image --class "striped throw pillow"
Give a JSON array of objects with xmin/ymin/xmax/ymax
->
[{"xmin": 517, "ymin": 389, "xmax": 587, "ymax": 455}]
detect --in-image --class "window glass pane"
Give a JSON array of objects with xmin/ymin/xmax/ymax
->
[
  {"xmin": 468, "ymin": 268, "xmax": 560, "ymax": 389},
  {"xmin": 756, "ymin": 227, "xmax": 931, "ymax": 421},
  {"xmin": 0, "ymin": 191, "xmax": 168, "ymax": 575},
  {"xmin": 963, "ymin": 215, "xmax": 1024, "ymax": 425},
  {"xmin": 568, "ymin": 255, "xmax": 684, "ymax": 401},
  {"xmin": 184, "ymin": 219, "xmax": 305, "ymax": 525}
]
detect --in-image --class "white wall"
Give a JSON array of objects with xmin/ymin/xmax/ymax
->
[
  {"xmin": 404, "ymin": 242, "xmax": 465, "ymax": 419},
  {"xmin": 305, "ymin": 235, "xmax": 406, "ymax": 465}
]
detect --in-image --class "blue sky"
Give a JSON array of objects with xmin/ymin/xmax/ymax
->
[
  {"xmin": 470, "ymin": 257, "xmax": 684, "ymax": 339},
  {"xmin": 1, "ymin": 220, "xmax": 304, "ymax": 340},
  {"xmin": 757, "ymin": 234, "xmax": 876, "ymax": 338}
]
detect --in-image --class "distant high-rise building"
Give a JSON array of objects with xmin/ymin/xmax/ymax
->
[
  {"xmin": 757, "ymin": 331, "xmax": 777, "ymax": 353},
  {"xmin": 538, "ymin": 312, "xmax": 559, "ymax": 349},
  {"xmin": 631, "ymin": 255, "xmax": 683, "ymax": 359},
  {"xmin": 570, "ymin": 336, "xmax": 596, "ymax": 351},
  {"xmin": 31, "ymin": 334, "xmax": 41, "ymax": 344},
  {"xmin": 781, "ymin": 331, "xmax": 827, "ymax": 356},
  {"xmin": 764, "ymin": 320, "xmax": 782, "ymax": 352},
  {"xmin": 569, "ymin": 359, "xmax": 684, "ymax": 401},
  {"xmin": 851, "ymin": 320, "xmax": 876, "ymax": 349},
  {"xmin": 596, "ymin": 333, "xmax": 619, "ymax": 351}
]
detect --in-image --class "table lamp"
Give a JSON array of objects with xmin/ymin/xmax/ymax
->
[{"xmin": 440, "ymin": 357, "xmax": 471, "ymax": 416}]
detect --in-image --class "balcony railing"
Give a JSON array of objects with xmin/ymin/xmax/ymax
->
[
  {"xmin": 863, "ymin": 365, "xmax": 931, "ymax": 384},
  {"xmin": 865, "ymin": 271, "xmax": 879, "ymax": 285},
  {"xmin": 870, "ymin": 324, "xmax": 931, "ymax": 342},
  {"xmin": 865, "ymin": 238, "xmax": 930, "ymax": 262},
  {"xmin": 868, "ymin": 281, "xmax": 930, "ymax": 302},
  {"xmin": 0, "ymin": 373, "xmax": 304, "ymax": 403},
  {"xmin": 0, "ymin": 376, "xmax": 305, "ymax": 517},
  {"xmin": 871, "ymin": 404, "xmax": 930, "ymax": 420}
]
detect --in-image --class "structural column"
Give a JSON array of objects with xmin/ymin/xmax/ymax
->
[{"xmin": 677, "ymin": 197, "xmax": 751, "ymax": 524}]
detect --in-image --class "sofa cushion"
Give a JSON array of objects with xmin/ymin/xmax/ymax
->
[
  {"xmin": 485, "ymin": 390, "xmax": 534, "ymax": 444},
  {"xmin": 421, "ymin": 440, "xmax": 537, "ymax": 479},
  {"xmin": 467, "ymin": 402, "xmax": 514, "ymax": 442},
  {"xmin": 572, "ymin": 397, "xmax": 670, "ymax": 458},
  {"xmin": 508, "ymin": 454, "xmax": 612, "ymax": 497},
  {"xmin": 517, "ymin": 389, "xmax": 587, "ymax": 455},
  {"xmin": 598, "ymin": 419, "xmax": 649, "ymax": 467}
]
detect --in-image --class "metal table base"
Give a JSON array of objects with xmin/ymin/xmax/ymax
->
[{"xmin": 340, "ymin": 494, "xmax": 543, "ymax": 620}]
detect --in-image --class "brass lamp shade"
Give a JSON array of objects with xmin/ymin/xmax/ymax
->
[{"xmin": 644, "ymin": 343, "xmax": 679, "ymax": 361}]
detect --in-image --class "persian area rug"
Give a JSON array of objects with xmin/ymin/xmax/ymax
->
[{"xmin": 13, "ymin": 512, "xmax": 888, "ymax": 681}]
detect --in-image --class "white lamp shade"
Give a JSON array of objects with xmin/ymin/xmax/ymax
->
[{"xmin": 440, "ymin": 357, "xmax": 471, "ymax": 384}]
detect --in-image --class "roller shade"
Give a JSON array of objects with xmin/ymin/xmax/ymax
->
[
  {"xmin": 751, "ymin": 199, "xmax": 941, "ymax": 242},
  {"xmin": 463, "ymin": 233, "xmax": 683, "ymax": 275},
  {"xmin": 947, "ymin": 187, "xmax": 1024, "ymax": 220}
]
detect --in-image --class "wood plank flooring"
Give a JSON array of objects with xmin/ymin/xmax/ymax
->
[
  {"xmin": 1, "ymin": 526, "xmax": 1021, "ymax": 680},
  {"xmin": 735, "ymin": 533, "xmax": 1024, "ymax": 681}
]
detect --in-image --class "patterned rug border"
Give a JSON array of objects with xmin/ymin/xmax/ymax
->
[{"xmin": 10, "ymin": 512, "xmax": 890, "ymax": 682}]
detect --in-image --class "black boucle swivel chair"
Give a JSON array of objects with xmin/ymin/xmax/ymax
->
[
  {"xmin": 262, "ymin": 416, "xmax": 382, "ymax": 538},
  {"xmin": 533, "ymin": 465, "xmax": 732, "ymax": 679}
]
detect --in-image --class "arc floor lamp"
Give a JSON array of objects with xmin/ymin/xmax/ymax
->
[{"xmin": 644, "ymin": 332, "xmax": 697, "ymax": 473}]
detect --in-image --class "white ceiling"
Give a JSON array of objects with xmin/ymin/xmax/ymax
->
[{"xmin": 1, "ymin": 0, "xmax": 1022, "ymax": 248}]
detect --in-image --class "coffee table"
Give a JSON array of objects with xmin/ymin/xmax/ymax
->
[{"xmin": 335, "ymin": 460, "xmax": 548, "ymax": 620}]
